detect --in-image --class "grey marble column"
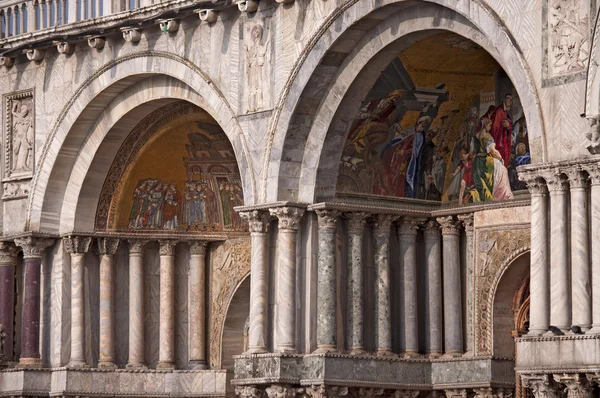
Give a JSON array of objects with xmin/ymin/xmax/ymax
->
[
  {"xmin": 345, "ymin": 212, "xmax": 368, "ymax": 354},
  {"xmin": 423, "ymin": 221, "xmax": 442, "ymax": 357},
  {"xmin": 586, "ymin": 167, "xmax": 600, "ymax": 334},
  {"xmin": 314, "ymin": 209, "xmax": 340, "ymax": 353},
  {"xmin": 546, "ymin": 173, "xmax": 571, "ymax": 332},
  {"xmin": 158, "ymin": 240, "xmax": 177, "ymax": 369},
  {"xmin": 374, "ymin": 214, "xmax": 393, "ymax": 356},
  {"xmin": 14, "ymin": 237, "xmax": 54, "ymax": 368},
  {"xmin": 64, "ymin": 236, "xmax": 92, "ymax": 368},
  {"xmin": 188, "ymin": 241, "xmax": 207, "ymax": 368},
  {"xmin": 240, "ymin": 210, "xmax": 271, "ymax": 353},
  {"xmin": 457, "ymin": 214, "xmax": 474, "ymax": 355},
  {"xmin": 0, "ymin": 242, "xmax": 19, "ymax": 363},
  {"xmin": 96, "ymin": 238, "xmax": 120, "ymax": 369},
  {"xmin": 397, "ymin": 218, "xmax": 419, "ymax": 357},
  {"xmin": 127, "ymin": 239, "xmax": 147, "ymax": 369},
  {"xmin": 270, "ymin": 206, "xmax": 305, "ymax": 353},
  {"xmin": 521, "ymin": 175, "xmax": 550, "ymax": 336},
  {"xmin": 438, "ymin": 216, "xmax": 463, "ymax": 356},
  {"xmin": 567, "ymin": 169, "xmax": 592, "ymax": 331}
]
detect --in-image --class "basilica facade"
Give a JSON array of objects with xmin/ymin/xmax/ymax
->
[{"xmin": 0, "ymin": 0, "xmax": 599, "ymax": 397}]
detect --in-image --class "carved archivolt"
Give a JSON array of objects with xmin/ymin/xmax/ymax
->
[
  {"xmin": 209, "ymin": 238, "xmax": 251, "ymax": 368},
  {"xmin": 474, "ymin": 225, "xmax": 530, "ymax": 356}
]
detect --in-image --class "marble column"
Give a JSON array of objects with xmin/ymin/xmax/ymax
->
[
  {"xmin": 423, "ymin": 221, "xmax": 442, "ymax": 357},
  {"xmin": 188, "ymin": 241, "xmax": 207, "ymax": 369},
  {"xmin": 0, "ymin": 242, "xmax": 19, "ymax": 362},
  {"xmin": 96, "ymin": 238, "xmax": 120, "ymax": 369},
  {"xmin": 64, "ymin": 236, "xmax": 92, "ymax": 368},
  {"xmin": 127, "ymin": 239, "xmax": 147, "ymax": 369},
  {"xmin": 397, "ymin": 218, "xmax": 420, "ymax": 357},
  {"xmin": 14, "ymin": 237, "xmax": 54, "ymax": 368},
  {"xmin": 522, "ymin": 175, "xmax": 550, "ymax": 336},
  {"xmin": 457, "ymin": 214, "xmax": 474, "ymax": 355},
  {"xmin": 314, "ymin": 209, "xmax": 340, "ymax": 353},
  {"xmin": 546, "ymin": 173, "xmax": 571, "ymax": 332},
  {"xmin": 567, "ymin": 169, "xmax": 592, "ymax": 331},
  {"xmin": 586, "ymin": 166, "xmax": 600, "ymax": 334},
  {"xmin": 158, "ymin": 240, "xmax": 177, "ymax": 369},
  {"xmin": 240, "ymin": 210, "xmax": 271, "ymax": 354},
  {"xmin": 374, "ymin": 214, "xmax": 393, "ymax": 356},
  {"xmin": 270, "ymin": 206, "xmax": 305, "ymax": 353},
  {"xmin": 438, "ymin": 216, "xmax": 463, "ymax": 356},
  {"xmin": 345, "ymin": 212, "xmax": 368, "ymax": 354},
  {"xmin": 554, "ymin": 374, "xmax": 592, "ymax": 398}
]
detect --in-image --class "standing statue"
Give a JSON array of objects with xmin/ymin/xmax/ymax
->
[
  {"xmin": 245, "ymin": 23, "xmax": 270, "ymax": 113},
  {"xmin": 11, "ymin": 100, "xmax": 34, "ymax": 173}
]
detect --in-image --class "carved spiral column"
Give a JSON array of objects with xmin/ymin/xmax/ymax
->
[
  {"xmin": 586, "ymin": 166, "xmax": 600, "ymax": 333},
  {"xmin": 127, "ymin": 239, "xmax": 148, "ymax": 369},
  {"xmin": 346, "ymin": 212, "xmax": 368, "ymax": 354},
  {"xmin": 0, "ymin": 242, "xmax": 19, "ymax": 362},
  {"xmin": 546, "ymin": 172, "xmax": 571, "ymax": 332},
  {"xmin": 522, "ymin": 174, "xmax": 550, "ymax": 335},
  {"xmin": 438, "ymin": 216, "xmax": 463, "ymax": 356},
  {"xmin": 241, "ymin": 210, "xmax": 271, "ymax": 354},
  {"xmin": 96, "ymin": 238, "xmax": 120, "ymax": 369},
  {"xmin": 158, "ymin": 240, "xmax": 178, "ymax": 369},
  {"xmin": 457, "ymin": 214, "xmax": 474, "ymax": 355},
  {"xmin": 189, "ymin": 241, "xmax": 208, "ymax": 368},
  {"xmin": 64, "ymin": 235, "xmax": 92, "ymax": 368},
  {"xmin": 423, "ymin": 220, "xmax": 442, "ymax": 357},
  {"xmin": 315, "ymin": 209, "xmax": 340, "ymax": 353},
  {"xmin": 374, "ymin": 214, "xmax": 393, "ymax": 356},
  {"xmin": 397, "ymin": 218, "xmax": 420, "ymax": 357},
  {"xmin": 270, "ymin": 206, "xmax": 305, "ymax": 353},
  {"xmin": 14, "ymin": 237, "xmax": 54, "ymax": 368},
  {"xmin": 567, "ymin": 169, "xmax": 592, "ymax": 331}
]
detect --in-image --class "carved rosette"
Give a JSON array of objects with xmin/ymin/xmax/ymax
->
[
  {"xmin": 566, "ymin": 168, "xmax": 589, "ymax": 190},
  {"xmin": 306, "ymin": 385, "xmax": 349, "ymax": 398},
  {"xmin": 397, "ymin": 219, "xmax": 420, "ymax": 236},
  {"xmin": 63, "ymin": 236, "xmax": 92, "ymax": 255},
  {"xmin": 437, "ymin": 216, "xmax": 460, "ymax": 236},
  {"xmin": 522, "ymin": 374, "xmax": 560, "ymax": 398},
  {"xmin": 128, "ymin": 239, "xmax": 148, "ymax": 254},
  {"xmin": 159, "ymin": 240, "xmax": 178, "ymax": 256},
  {"xmin": 315, "ymin": 209, "xmax": 340, "ymax": 230},
  {"xmin": 554, "ymin": 374, "xmax": 593, "ymax": 398},
  {"xmin": 189, "ymin": 241, "xmax": 207, "ymax": 256},
  {"xmin": 345, "ymin": 212, "xmax": 369, "ymax": 232},
  {"xmin": 95, "ymin": 238, "xmax": 120, "ymax": 256},
  {"xmin": 236, "ymin": 386, "xmax": 265, "ymax": 398},
  {"xmin": 265, "ymin": 385, "xmax": 301, "ymax": 398},
  {"xmin": 0, "ymin": 242, "xmax": 19, "ymax": 265},
  {"xmin": 14, "ymin": 237, "xmax": 54, "ymax": 259},
  {"xmin": 373, "ymin": 214, "xmax": 393, "ymax": 237},
  {"xmin": 269, "ymin": 207, "xmax": 305, "ymax": 231},
  {"xmin": 240, "ymin": 210, "xmax": 271, "ymax": 233}
]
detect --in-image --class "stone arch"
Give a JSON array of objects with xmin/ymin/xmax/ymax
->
[
  {"xmin": 265, "ymin": 0, "xmax": 546, "ymax": 203},
  {"xmin": 221, "ymin": 275, "xmax": 250, "ymax": 372},
  {"xmin": 585, "ymin": 8, "xmax": 600, "ymax": 118},
  {"xmin": 28, "ymin": 51, "xmax": 256, "ymax": 233}
]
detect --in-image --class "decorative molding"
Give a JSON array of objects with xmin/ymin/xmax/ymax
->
[
  {"xmin": 63, "ymin": 236, "xmax": 92, "ymax": 254},
  {"xmin": 14, "ymin": 236, "xmax": 54, "ymax": 259},
  {"xmin": 4, "ymin": 89, "xmax": 34, "ymax": 181},
  {"xmin": 269, "ymin": 207, "xmax": 305, "ymax": 231}
]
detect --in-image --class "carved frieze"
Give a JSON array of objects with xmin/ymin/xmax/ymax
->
[
  {"xmin": 2, "ymin": 179, "xmax": 31, "ymax": 200},
  {"xmin": 4, "ymin": 89, "xmax": 34, "ymax": 182}
]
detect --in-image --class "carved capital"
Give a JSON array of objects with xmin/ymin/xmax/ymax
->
[
  {"xmin": 472, "ymin": 388, "xmax": 511, "ymax": 398},
  {"xmin": 0, "ymin": 242, "xmax": 19, "ymax": 265},
  {"xmin": 522, "ymin": 374, "xmax": 560, "ymax": 398},
  {"xmin": 422, "ymin": 220, "xmax": 441, "ymax": 237},
  {"xmin": 519, "ymin": 172, "xmax": 548, "ymax": 195},
  {"xmin": 583, "ymin": 164, "xmax": 600, "ymax": 185},
  {"xmin": 316, "ymin": 209, "xmax": 340, "ymax": 230},
  {"xmin": 306, "ymin": 385, "xmax": 349, "ymax": 398},
  {"xmin": 240, "ymin": 210, "xmax": 271, "ymax": 233},
  {"xmin": 437, "ymin": 216, "xmax": 461, "ymax": 236},
  {"xmin": 444, "ymin": 390, "xmax": 467, "ymax": 398},
  {"xmin": 554, "ymin": 374, "xmax": 592, "ymax": 398},
  {"xmin": 566, "ymin": 169, "xmax": 588, "ymax": 190},
  {"xmin": 544, "ymin": 172, "xmax": 569, "ymax": 193},
  {"xmin": 159, "ymin": 240, "xmax": 178, "ymax": 256},
  {"xmin": 397, "ymin": 219, "xmax": 420, "ymax": 236},
  {"xmin": 236, "ymin": 386, "xmax": 265, "ymax": 398},
  {"xmin": 270, "ymin": 207, "xmax": 305, "ymax": 231},
  {"xmin": 393, "ymin": 391, "xmax": 420, "ymax": 398},
  {"xmin": 128, "ymin": 239, "xmax": 148, "ymax": 254},
  {"xmin": 265, "ymin": 385, "xmax": 301, "ymax": 398},
  {"xmin": 373, "ymin": 214, "xmax": 394, "ymax": 236},
  {"xmin": 95, "ymin": 238, "xmax": 120, "ymax": 256},
  {"xmin": 457, "ymin": 214, "xmax": 474, "ymax": 232},
  {"xmin": 345, "ymin": 212, "xmax": 369, "ymax": 232},
  {"xmin": 63, "ymin": 236, "xmax": 92, "ymax": 255},
  {"xmin": 189, "ymin": 241, "xmax": 207, "ymax": 256},
  {"xmin": 350, "ymin": 388, "xmax": 385, "ymax": 398},
  {"xmin": 14, "ymin": 237, "xmax": 54, "ymax": 259}
]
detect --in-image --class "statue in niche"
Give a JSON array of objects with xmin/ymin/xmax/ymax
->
[
  {"xmin": 10, "ymin": 99, "xmax": 34, "ymax": 174},
  {"xmin": 245, "ymin": 22, "xmax": 271, "ymax": 113}
]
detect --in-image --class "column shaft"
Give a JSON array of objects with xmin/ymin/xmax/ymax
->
[
  {"xmin": 398, "ymin": 219, "xmax": 419, "ymax": 356},
  {"xmin": 0, "ymin": 243, "xmax": 18, "ymax": 362},
  {"xmin": 589, "ymin": 171, "xmax": 600, "ymax": 333},
  {"xmin": 97, "ymin": 238, "xmax": 119, "ymax": 368},
  {"xmin": 423, "ymin": 221, "xmax": 442, "ymax": 356},
  {"xmin": 374, "ymin": 214, "xmax": 393, "ymax": 356},
  {"xmin": 346, "ymin": 213, "xmax": 367, "ymax": 354},
  {"xmin": 458, "ymin": 214, "xmax": 474, "ymax": 355},
  {"xmin": 127, "ymin": 240, "xmax": 147, "ymax": 368},
  {"xmin": 189, "ymin": 242, "xmax": 207, "ymax": 368},
  {"xmin": 158, "ymin": 240, "xmax": 177, "ymax": 369}
]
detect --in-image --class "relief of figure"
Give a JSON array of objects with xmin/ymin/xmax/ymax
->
[
  {"xmin": 549, "ymin": 0, "xmax": 589, "ymax": 74},
  {"xmin": 245, "ymin": 23, "xmax": 271, "ymax": 113},
  {"xmin": 11, "ymin": 100, "xmax": 34, "ymax": 173},
  {"xmin": 163, "ymin": 184, "xmax": 180, "ymax": 230}
]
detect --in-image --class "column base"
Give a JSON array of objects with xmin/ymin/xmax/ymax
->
[
  {"xmin": 17, "ymin": 358, "xmax": 42, "ymax": 368},
  {"xmin": 349, "ymin": 347, "xmax": 366, "ymax": 355},
  {"xmin": 247, "ymin": 347, "xmax": 268, "ymax": 354},
  {"xmin": 402, "ymin": 351, "xmax": 421, "ymax": 359},
  {"xmin": 462, "ymin": 351, "xmax": 475, "ymax": 358},
  {"xmin": 313, "ymin": 345, "xmax": 336, "ymax": 354},
  {"xmin": 275, "ymin": 346, "xmax": 297, "ymax": 354},
  {"xmin": 98, "ymin": 361, "xmax": 118, "ymax": 369},
  {"xmin": 426, "ymin": 351, "xmax": 443, "ymax": 359},
  {"xmin": 376, "ymin": 349, "xmax": 394, "ymax": 357},
  {"xmin": 441, "ymin": 351, "xmax": 463, "ymax": 359},
  {"xmin": 67, "ymin": 361, "xmax": 90, "ymax": 369},
  {"xmin": 189, "ymin": 360, "xmax": 208, "ymax": 370},
  {"xmin": 126, "ymin": 362, "xmax": 148, "ymax": 369},
  {"xmin": 157, "ymin": 361, "xmax": 176, "ymax": 370}
]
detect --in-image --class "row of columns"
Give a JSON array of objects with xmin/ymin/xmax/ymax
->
[
  {"xmin": 0, "ymin": 236, "xmax": 209, "ymax": 369},
  {"xmin": 521, "ymin": 165, "xmax": 600, "ymax": 335},
  {"xmin": 242, "ymin": 205, "xmax": 471, "ymax": 357}
]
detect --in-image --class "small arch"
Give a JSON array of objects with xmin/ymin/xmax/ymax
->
[{"xmin": 221, "ymin": 275, "xmax": 250, "ymax": 372}]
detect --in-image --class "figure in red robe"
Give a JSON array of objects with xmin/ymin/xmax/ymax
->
[{"xmin": 490, "ymin": 94, "xmax": 513, "ymax": 166}]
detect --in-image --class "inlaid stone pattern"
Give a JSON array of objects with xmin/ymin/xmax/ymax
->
[{"xmin": 474, "ymin": 226, "xmax": 530, "ymax": 355}]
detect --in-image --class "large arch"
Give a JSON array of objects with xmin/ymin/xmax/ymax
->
[
  {"xmin": 28, "ymin": 51, "xmax": 256, "ymax": 233},
  {"xmin": 585, "ymin": 8, "xmax": 600, "ymax": 118},
  {"xmin": 265, "ymin": 0, "xmax": 546, "ymax": 203}
]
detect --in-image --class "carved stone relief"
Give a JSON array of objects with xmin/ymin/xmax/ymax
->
[
  {"xmin": 4, "ymin": 89, "xmax": 34, "ymax": 181},
  {"xmin": 474, "ymin": 225, "xmax": 530, "ymax": 355},
  {"xmin": 209, "ymin": 238, "xmax": 251, "ymax": 368},
  {"xmin": 2, "ymin": 179, "xmax": 31, "ymax": 200},
  {"xmin": 243, "ymin": 19, "xmax": 272, "ymax": 114}
]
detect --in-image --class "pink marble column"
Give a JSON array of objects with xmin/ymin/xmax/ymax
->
[
  {"xmin": 270, "ymin": 206, "xmax": 305, "ymax": 353},
  {"xmin": 0, "ymin": 242, "xmax": 19, "ymax": 363},
  {"xmin": 158, "ymin": 240, "xmax": 178, "ymax": 369},
  {"xmin": 96, "ymin": 238, "xmax": 120, "ymax": 369},
  {"xmin": 14, "ymin": 237, "xmax": 54, "ymax": 368},
  {"xmin": 64, "ymin": 235, "xmax": 92, "ymax": 368},
  {"xmin": 127, "ymin": 239, "xmax": 147, "ymax": 369},
  {"xmin": 188, "ymin": 241, "xmax": 207, "ymax": 369}
]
